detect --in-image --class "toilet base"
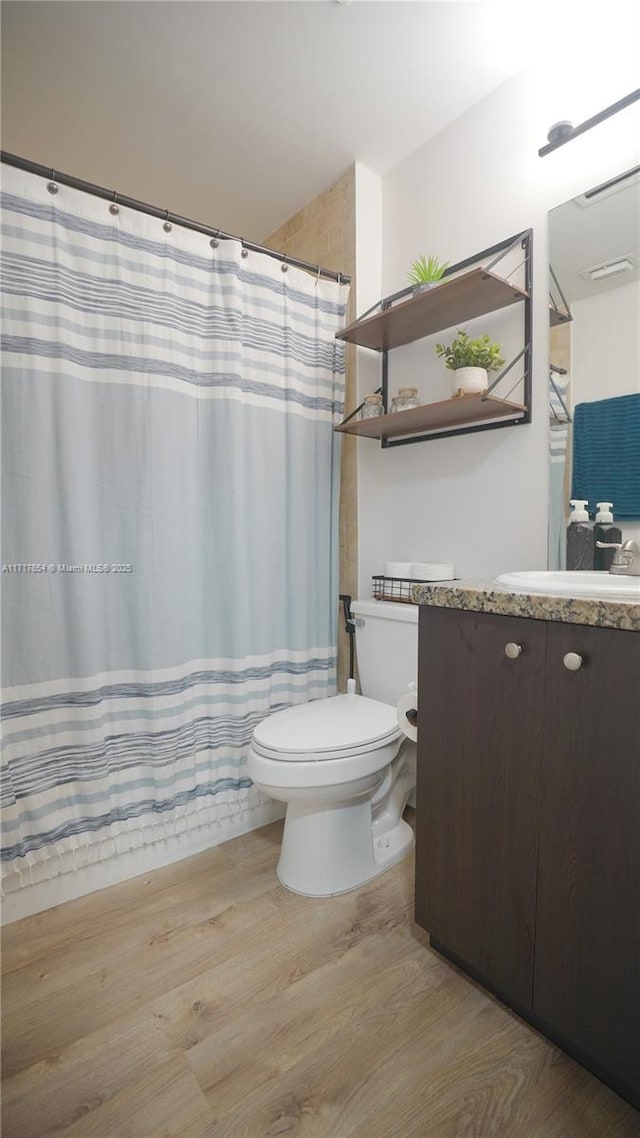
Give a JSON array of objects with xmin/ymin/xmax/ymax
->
[{"xmin": 276, "ymin": 798, "xmax": 414, "ymax": 897}]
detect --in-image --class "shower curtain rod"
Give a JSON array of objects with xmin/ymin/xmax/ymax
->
[{"xmin": 0, "ymin": 151, "xmax": 351, "ymax": 285}]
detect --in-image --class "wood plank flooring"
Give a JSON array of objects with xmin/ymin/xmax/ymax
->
[{"xmin": 2, "ymin": 815, "xmax": 639, "ymax": 1138}]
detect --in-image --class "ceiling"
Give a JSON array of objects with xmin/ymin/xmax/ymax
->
[
  {"xmin": 549, "ymin": 171, "xmax": 640, "ymax": 304},
  {"xmin": 1, "ymin": 1, "xmax": 529, "ymax": 241}
]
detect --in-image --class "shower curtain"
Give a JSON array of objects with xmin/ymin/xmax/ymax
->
[
  {"xmin": 0, "ymin": 166, "xmax": 348, "ymax": 895},
  {"xmin": 548, "ymin": 369, "xmax": 571, "ymax": 570}
]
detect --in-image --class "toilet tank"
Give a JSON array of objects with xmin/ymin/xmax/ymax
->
[{"xmin": 351, "ymin": 599, "xmax": 418, "ymax": 707}]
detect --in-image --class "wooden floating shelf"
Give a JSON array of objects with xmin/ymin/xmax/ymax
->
[
  {"xmin": 335, "ymin": 393, "xmax": 528, "ymax": 440},
  {"xmin": 336, "ymin": 268, "xmax": 529, "ymax": 352}
]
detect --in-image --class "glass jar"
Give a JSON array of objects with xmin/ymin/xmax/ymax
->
[
  {"xmin": 392, "ymin": 387, "xmax": 419, "ymax": 412},
  {"xmin": 360, "ymin": 393, "xmax": 383, "ymax": 419}
]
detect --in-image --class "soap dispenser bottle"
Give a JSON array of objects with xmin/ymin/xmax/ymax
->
[
  {"xmin": 593, "ymin": 502, "xmax": 622, "ymax": 571},
  {"xmin": 567, "ymin": 500, "xmax": 594, "ymax": 570}
]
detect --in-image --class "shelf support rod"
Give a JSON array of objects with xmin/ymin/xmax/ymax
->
[
  {"xmin": 483, "ymin": 231, "xmax": 528, "ymax": 274},
  {"xmin": 549, "ymin": 373, "xmax": 572, "ymax": 423},
  {"xmin": 483, "ymin": 346, "xmax": 527, "ymax": 397},
  {"xmin": 502, "ymin": 373, "xmax": 526, "ymax": 402},
  {"xmin": 549, "ymin": 264, "xmax": 572, "ymax": 320},
  {"xmin": 337, "ymin": 386, "xmax": 382, "ymax": 428},
  {"xmin": 502, "ymin": 257, "xmax": 526, "ymax": 282}
]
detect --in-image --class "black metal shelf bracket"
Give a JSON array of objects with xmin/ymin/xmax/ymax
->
[
  {"xmin": 380, "ymin": 229, "xmax": 533, "ymax": 448},
  {"xmin": 549, "ymin": 365, "xmax": 572, "ymax": 424},
  {"xmin": 549, "ymin": 263, "xmax": 572, "ymax": 324}
]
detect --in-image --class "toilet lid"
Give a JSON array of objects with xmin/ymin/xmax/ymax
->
[{"xmin": 252, "ymin": 694, "xmax": 401, "ymax": 761}]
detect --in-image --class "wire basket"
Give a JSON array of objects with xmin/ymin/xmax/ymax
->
[{"xmin": 371, "ymin": 575, "xmax": 423, "ymax": 603}]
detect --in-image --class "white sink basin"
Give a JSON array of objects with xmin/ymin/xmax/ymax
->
[{"xmin": 495, "ymin": 570, "xmax": 640, "ymax": 602}]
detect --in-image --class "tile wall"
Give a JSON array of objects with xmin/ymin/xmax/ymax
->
[{"xmin": 266, "ymin": 166, "xmax": 358, "ymax": 690}]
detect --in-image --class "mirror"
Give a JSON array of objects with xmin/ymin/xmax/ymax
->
[{"xmin": 547, "ymin": 167, "xmax": 640, "ymax": 569}]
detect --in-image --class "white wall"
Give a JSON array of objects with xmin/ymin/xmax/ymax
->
[
  {"xmin": 356, "ymin": 66, "xmax": 640, "ymax": 594},
  {"xmin": 571, "ymin": 281, "xmax": 640, "ymax": 406}
]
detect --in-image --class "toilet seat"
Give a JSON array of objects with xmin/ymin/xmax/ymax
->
[{"xmin": 252, "ymin": 693, "xmax": 401, "ymax": 763}]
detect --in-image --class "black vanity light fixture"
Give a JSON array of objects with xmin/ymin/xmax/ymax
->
[{"xmin": 539, "ymin": 88, "xmax": 640, "ymax": 156}]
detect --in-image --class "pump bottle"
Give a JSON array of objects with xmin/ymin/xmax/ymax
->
[
  {"xmin": 566, "ymin": 500, "xmax": 594, "ymax": 571},
  {"xmin": 593, "ymin": 502, "xmax": 622, "ymax": 571}
]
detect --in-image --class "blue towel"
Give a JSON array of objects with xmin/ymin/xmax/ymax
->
[{"xmin": 571, "ymin": 393, "xmax": 640, "ymax": 520}]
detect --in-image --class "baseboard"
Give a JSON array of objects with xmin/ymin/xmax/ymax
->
[{"xmin": 1, "ymin": 801, "xmax": 284, "ymax": 926}]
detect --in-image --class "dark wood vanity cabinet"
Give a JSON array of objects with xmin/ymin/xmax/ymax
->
[
  {"xmin": 415, "ymin": 605, "xmax": 640, "ymax": 1108},
  {"xmin": 535, "ymin": 620, "xmax": 640, "ymax": 1097},
  {"xmin": 415, "ymin": 608, "xmax": 546, "ymax": 1007}
]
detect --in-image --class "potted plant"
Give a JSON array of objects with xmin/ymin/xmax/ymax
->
[
  {"xmin": 407, "ymin": 254, "xmax": 449, "ymax": 294},
  {"xmin": 435, "ymin": 329, "xmax": 505, "ymax": 396}
]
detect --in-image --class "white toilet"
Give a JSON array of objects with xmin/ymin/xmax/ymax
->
[{"xmin": 247, "ymin": 600, "xmax": 418, "ymax": 896}]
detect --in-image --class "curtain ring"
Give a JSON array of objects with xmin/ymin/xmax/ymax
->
[
  {"xmin": 47, "ymin": 168, "xmax": 58, "ymax": 195},
  {"xmin": 109, "ymin": 191, "xmax": 119, "ymax": 216},
  {"xmin": 240, "ymin": 241, "xmax": 249, "ymax": 259},
  {"xmin": 210, "ymin": 229, "xmax": 220, "ymax": 250},
  {"xmin": 315, "ymin": 264, "xmax": 322, "ymax": 286},
  {"xmin": 163, "ymin": 209, "xmax": 172, "ymax": 233},
  {"xmin": 281, "ymin": 255, "xmax": 288, "ymax": 274}
]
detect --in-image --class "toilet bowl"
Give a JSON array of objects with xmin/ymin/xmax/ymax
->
[
  {"xmin": 247, "ymin": 692, "xmax": 415, "ymax": 896},
  {"xmin": 247, "ymin": 600, "xmax": 419, "ymax": 897}
]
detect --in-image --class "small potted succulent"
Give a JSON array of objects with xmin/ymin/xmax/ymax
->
[
  {"xmin": 407, "ymin": 254, "xmax": 449, "ymax": 294},
  {"xmin": 435, "ymin": 329, "xmax": 505, "ymax": 396}
]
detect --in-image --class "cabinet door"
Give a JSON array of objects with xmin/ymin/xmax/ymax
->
[
  {"xmin": 534, "ymin": 622, "xmax": 640, "ymax": 1098},
  {"xmin": 415, "ymin": 606, "xmax": 546, "ymax": 1008}
]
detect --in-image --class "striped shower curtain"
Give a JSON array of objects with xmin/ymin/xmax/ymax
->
[
  {"xmin": 548, "ymin": 369, "xmax": 571, "ymax": 570},
  {"xmin": 0, "ymin": 166, "xmax": 348, "ymax": 896}
]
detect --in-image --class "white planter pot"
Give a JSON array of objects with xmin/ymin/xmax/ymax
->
[{"xmin": 452, "ymin": 366, "xmax": 488, "ymax": 396}]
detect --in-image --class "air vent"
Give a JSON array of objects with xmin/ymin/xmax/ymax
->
[
  {"xmin": 574, "ymin": 165, "xmax": 640, "ymax": 207},
  {"xmin": 579, "ymin": 255, "xmax": 635, "ymax": 282}
]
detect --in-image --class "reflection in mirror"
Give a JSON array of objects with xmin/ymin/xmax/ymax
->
[{"xmin": 547, "ymin": 167, "xmax": 640, "ymax": 570}]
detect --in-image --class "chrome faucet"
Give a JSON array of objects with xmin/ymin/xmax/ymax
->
[{"xmin": 596, "ymin": 539, "xmax": 640, "ymax": 576}]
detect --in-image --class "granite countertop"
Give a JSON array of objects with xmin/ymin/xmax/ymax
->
[{"xmin": 412, "ymin": 579, "xmax": 640, "ymax": 632}]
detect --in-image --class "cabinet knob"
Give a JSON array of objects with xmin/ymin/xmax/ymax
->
[
  {"xmin": 563, "ymin": 652, "xmax": 583, "ymax": 671},
  {"xmin": 504, "ymin": 642, "xmax": 522, "ymax": 659}
]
